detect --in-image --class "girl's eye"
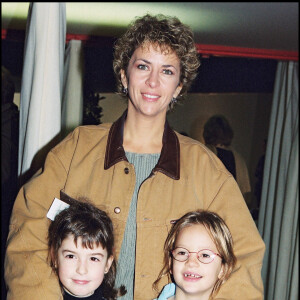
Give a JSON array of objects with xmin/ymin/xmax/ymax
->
[
  {"xmin": 199, "ymin": 252, "xmax": 212, "ymax": 259},
  {"xmin": 137, "ymin": 64, "xmax": 148, "ymax": 70},
  {"xmin": 202, "ymin": 253, "xmax": 210, "ymax": 258},
  {"xmin": 65, "ymin": 254, "xmax": 75, "ymax": 259},
  {"xmin": 90, "ymin": 257, "xmax": 100, "ymax": 262},
  {"xmin": 163, "ymin": 69, "xmax": 174, "ymax": 75}
]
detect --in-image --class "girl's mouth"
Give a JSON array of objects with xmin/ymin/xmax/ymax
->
[
  {"xmin": 183, "ymin": 272, "xmax": 202, "ymax": 281},
  {"xmin": 72, "ymin": 279, "xmax": 90, "ymax": 285}
]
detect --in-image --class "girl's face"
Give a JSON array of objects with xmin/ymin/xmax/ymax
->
[
  {"xmin": 172, "ymin": 224, "xmax": 224, "ymax": 300},
  {"xmin": 121, "ymin": 43, "xmax": 182, "ymax": 121},
  {"xmin": 57, "ymin": 234, "xmax": 113, "ymax": 297}
]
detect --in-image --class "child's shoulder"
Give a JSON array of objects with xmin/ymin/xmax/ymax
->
[{"xmin": 153, "ymin": 283, "xmax": 175, "ymax": 300}]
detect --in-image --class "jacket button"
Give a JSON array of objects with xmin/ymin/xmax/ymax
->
[
  {"xmin": 124, "ymin": 167, "xmax": 129, "ymax": 174},
  {"xmin": 114, "ymin": 207, "xmax": 121, "ymax": 214}
]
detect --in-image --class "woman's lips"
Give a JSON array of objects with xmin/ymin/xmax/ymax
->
[{"xmin": 142, "ymin": 93, "xmax": 160, "ymax": 101}]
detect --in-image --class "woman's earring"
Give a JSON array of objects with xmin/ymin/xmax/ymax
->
[
  {"xmin": 122, "ymin": 87, "xmax": 128, "ymax": 95},
  {"xmin": 171, "ymin": 97, "xmax": 177, "ymax": 104}
]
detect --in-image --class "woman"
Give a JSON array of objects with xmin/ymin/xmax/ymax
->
[
  {"xmin": 203, "ymin": 115, "xmax": 251, "ymax": 205},
  {"xmin": 5, "ymin": 14, "xmax": 264, "ymax": 300}
]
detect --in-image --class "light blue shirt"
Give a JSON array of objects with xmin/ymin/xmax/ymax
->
[
  {"xmin": 154, "ymin": 283, "xmax": 176, "ymax": 300},
  {"xmin": 115, "ymin": 152, "xmax": 160, "ymax": 299}
]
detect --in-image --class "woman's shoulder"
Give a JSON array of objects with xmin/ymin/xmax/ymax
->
[
  {"xmin": 176, "ymin": 131, "xmax": 209, "ymax": 149},
  {"xmin": 76, "ymin": 122, "xmax": 113, "ymax": 134},
  {"xmin": 50, "ymin": 123, "xmax": 113, "ymax": 159},
  {"xmin": 176, "ymin": 132, "xmax": 219, "ymax": 159},
  {"xmin": 56, "ymin": 123, "xmax": 112, "ymax": 146},
  {"xmin": 175, "ymin": 131, "xmax": 231, "ymax": 176}
]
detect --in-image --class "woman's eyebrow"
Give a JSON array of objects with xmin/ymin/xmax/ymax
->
[
  {"xmin": 135, "ymin": 58, "xmax": 151, "ymax": 64},
  {"xmin": 162, "ymin": 64, "xmax": 176, "ymax": 69},
  {"xmin": 136, "ymin": 59, "xmax": 178, "ymax": 70}
]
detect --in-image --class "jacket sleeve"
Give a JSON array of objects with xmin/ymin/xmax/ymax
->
[
  {"xmin": 208, "ymin": 176, "xmax": 265, "ymax": 300},
  {"xmin": 4, "ymin": 131, "xmax": 78, "ymax": 300}
]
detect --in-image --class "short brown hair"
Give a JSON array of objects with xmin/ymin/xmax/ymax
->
[
  {"xmin": 203, "ymin": 115, "xmax": 234, "ymax": 146},
  {"xmin": 48, "ymin": 198, "xmax": 126, "ymax": 299},
  {"xmin": 153, "ymin": 210, "xmax": 236, "ymax": 298},
  {"xmin": 113, "ymin": 14, "xmax": 200, "ymax": 99}
]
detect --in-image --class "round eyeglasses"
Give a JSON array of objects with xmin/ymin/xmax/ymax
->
[{"xmin": 171, "ymin": 247, "xmax": 222, "ymax": 264}]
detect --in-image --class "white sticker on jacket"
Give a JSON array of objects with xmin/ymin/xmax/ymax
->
[{"xmin": 47, "ymin": 198, "xmax": 70, "ymax": 221}]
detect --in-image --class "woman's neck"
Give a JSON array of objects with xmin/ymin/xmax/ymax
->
[{"xmin": 123, "ymin": 110, "xmax": 166, "ymax": 153}]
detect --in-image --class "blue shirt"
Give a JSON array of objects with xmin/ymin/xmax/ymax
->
[{"xmin": 154, "ymin": 283, "xmax": 176, "ymax": 300}]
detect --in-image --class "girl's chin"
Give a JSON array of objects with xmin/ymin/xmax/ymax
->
[{"xmin": 64, "ymin": 287, "xmax": 94, "ymax": 298}]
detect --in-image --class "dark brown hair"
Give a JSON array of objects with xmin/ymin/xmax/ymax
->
[
  {"xmin": 113, "ymin": 14, "xmax": 200, "ymax": 100},
  {"xmin": 48, "ymin": 198, "xmax": 126, "ymax": 299},
  {"xmin": 203, "ymin": 115, "xmax": 234, "ymax": 146},
  {"xmin": 153, "ymin": 210, "xmax": 236, "ymax": 298}
]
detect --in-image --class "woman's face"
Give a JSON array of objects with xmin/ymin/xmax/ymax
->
[
  {"xmin": 121, "ymin": 43, "xmax": 182, "ymax": 120},
  {"xmin": 172, "ymin": 224, "xmax": 224, "ymax": 299}
]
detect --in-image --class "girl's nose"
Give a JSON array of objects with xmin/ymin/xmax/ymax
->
[
  {"xmin": 186, "ymin": 253, "xmax": 200, "ymax": 267},
  {"xmin": 76, "ymin": 260, "xmax": 88, "ymax": 275}
]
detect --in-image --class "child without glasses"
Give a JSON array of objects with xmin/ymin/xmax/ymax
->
[
  {"xmin": 153, "ymin": 210, "xmax": 237, "ymax": 300},
  {"xmin": 47, "ymin": 199, "xmax": 126, "ymax": 300}
]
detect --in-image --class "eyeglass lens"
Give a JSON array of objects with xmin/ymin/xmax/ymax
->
[{"xmin": 172, "ymin": 247, "xmax": 217, "ymax": 264}]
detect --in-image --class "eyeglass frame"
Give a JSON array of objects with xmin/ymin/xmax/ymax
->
[{"xmin": 171, "ymin": 247, "xmax": 222, "ymax": 264}]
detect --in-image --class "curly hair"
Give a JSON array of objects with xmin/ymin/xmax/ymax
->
[
  {"xmin": 48, "ymin": 198, "xmax": 126, "ymax": 300},
  {"xmin": 113, "ymin": 14, "xmax": 200, "ymax": 100},
  {"xmin": 203, "ymin": 115, "xmax": 234, "ymax": 146},
  {"xmin": 153, "ymin": 210, "xmax": 236, "ymax": 299}
]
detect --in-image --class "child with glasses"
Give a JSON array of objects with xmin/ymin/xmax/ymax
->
[
  {"xmin": 153, "ymin": 210, "xmax": 237, "ymax": 300},
  {"xmin": 47, "ymin": 198, "xmax": 126, "ymax": 300}
]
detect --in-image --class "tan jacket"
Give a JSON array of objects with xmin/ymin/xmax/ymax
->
[
  {"xmin": 5, "ymin": 112, "xmax": 265, "ymax": 300},
  {"xmin": 206, "ymin": 144, "xmax": 251, "ymax": 195}
]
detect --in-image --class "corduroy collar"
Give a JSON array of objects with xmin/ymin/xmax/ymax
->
[{"xmin": 104, "ymin": 110, "xmax": 180, "ymax": 180}]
